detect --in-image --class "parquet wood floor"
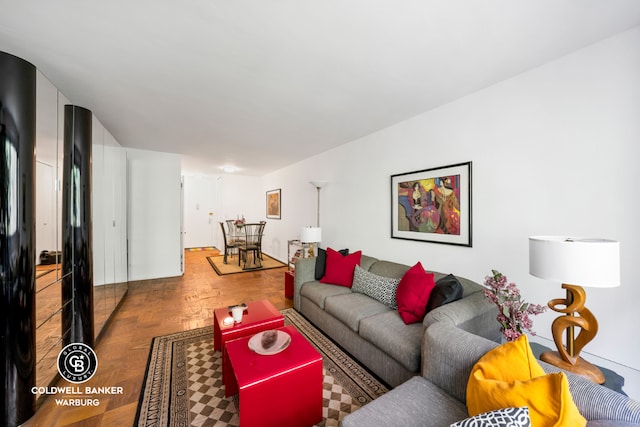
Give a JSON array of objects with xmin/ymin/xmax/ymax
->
[{"xmin": 23, "ymin": 248, "xmax": 292, "ymax": 427}]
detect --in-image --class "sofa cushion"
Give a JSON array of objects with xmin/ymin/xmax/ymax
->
[
  {"xmin": 467, "ymin": 334, "xmax": 586, "ymax": 427},
  {"xmin": 320, "ymin": 249, "xmax": 362, "ymax": 287},
  {"xmin": 352, "ymin": 265, "xmax": 401, "ymax": 309},
  {"xmin": 314, "ymin": 247, "xmax": 349, "ymax": 280},
  {"xmin": 359, "ymin": 310, "xmax": 423, "ymax": 372},
  {"xmin": 368, "ymin": 260, "xmax": 411, "ymax": 279},
  {"xmin": 324, "ymin": 292, "xmax": 390, "ymax": 332},
  {"xmin": 300, "ymin": 282, "xmax": 352, "ymax": 309},
  {"xmin": 358, "ymin": 255, "xmax": 380, "ymax": 272},
  {"xmin": 340, "ymin": 376, "xmax": 469, "ymax": 427},
  {"xmin": 396, "ymin": 262, "xmax": 436, "ymax": 324},
  {"xmin": 432, "ymin": 271, "xmax": 483, "ymax": 297},
  {"xmin": 426, "ymin": 273, "xmax": 464, "ymax": 313}
]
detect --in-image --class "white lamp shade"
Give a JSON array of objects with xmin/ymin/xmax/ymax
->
[
  {"xmin": 301, "ymin": 227, "xmax": 322, "ymax": 243},
  {"xmin": 310, "ymin": 180, "xmax": 328, "ymax": 189},
  {"xmin": 529, "ymin": 236, "xmax": 620, "ymax": 288}
]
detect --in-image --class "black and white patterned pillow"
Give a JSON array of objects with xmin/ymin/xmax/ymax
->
[
  {"xmin": 351, "ymin": 265, "xmax": 400, "ymax": 309},
  {"xmin": 451, "ymin": 407, "xmax": 531, "ymax": 427}
]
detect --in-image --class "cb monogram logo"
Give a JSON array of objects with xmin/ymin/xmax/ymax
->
[{"xmin": 57, "ymin": 343, "xmax": 98, "ymax": 384}]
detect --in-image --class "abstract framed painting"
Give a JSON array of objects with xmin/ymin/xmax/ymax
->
[
  {"xmin": 391, "ymin": 162, "xmax": 472, "ymax": 246},
  {"xmin": 266, "ymin": 188, "xmax": 281, "ymax": 219}
]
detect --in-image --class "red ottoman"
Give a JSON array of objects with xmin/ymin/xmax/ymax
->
[
  {"xmin": 213, "ymin": 299, "xmax": 284, "ymax": 351},
  {"xmin": 212, "ymin": 299, "xmax": 284, "ymax": 393},
  {"xmin": 225, "ymin": 325, "xmax": 323, "ymax": 427}
]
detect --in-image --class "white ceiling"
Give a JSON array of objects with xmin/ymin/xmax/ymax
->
[{"xmin": 1, "ymin": 1, "xmax": 640, "ymax": 176}]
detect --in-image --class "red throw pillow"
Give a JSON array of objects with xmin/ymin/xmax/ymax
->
[
  {"xmin": 396, "ymin": 262, "xmax": 436, "ymax": 324},
  {"xmin": 320, "ymin": 248, "xmax": 362, "ymax": 287}
]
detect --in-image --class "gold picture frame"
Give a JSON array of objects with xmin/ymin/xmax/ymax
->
[{"xmin": 266, "ymin": 188, "xmax": 281, "ymax": 219}]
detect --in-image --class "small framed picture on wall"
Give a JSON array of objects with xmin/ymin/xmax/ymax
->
[{"xmin": 266, "ymin": 188, "xmax": 281, "ymax": 219}]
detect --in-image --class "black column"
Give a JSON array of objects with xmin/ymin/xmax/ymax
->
[
  {"xmin": 62, "ymin": 105, "xmax": 94, "ymax": 346},
  {"xmin": 0, "ymin": 52, "xmax": 37, "ymax": 427}
]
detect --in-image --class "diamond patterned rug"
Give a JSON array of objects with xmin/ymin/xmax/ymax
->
[
  {"xmin": 135, "ymin": 308, "xmax": 389, "ymax": 426},
  {"xmin": 206, "ymin": 254, "xmax": 287, "ymax": 275}
]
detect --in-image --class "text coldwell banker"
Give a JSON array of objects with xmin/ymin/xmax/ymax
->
[{"xmin": 31, "ymin": 386, "xmax": 124, "ymax": 395}]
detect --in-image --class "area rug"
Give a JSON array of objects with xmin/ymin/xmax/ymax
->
[
  {"xmin": 206, "ymin": 254, "xmax": 286, "ymax": 275},
  {"xmin": 135, "ymin": 308, "xmax": 388, "ymax": 427}
]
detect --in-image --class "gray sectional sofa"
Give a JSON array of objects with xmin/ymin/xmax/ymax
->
[
  {"xmin": 341, "ymin": 321, "xmax": 640, "ymax": 427},
  {"xmin": 292, "ymin": 254, "xmax": 501, "ymax": 387}
]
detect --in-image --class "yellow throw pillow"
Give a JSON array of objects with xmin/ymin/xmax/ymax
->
[{"xmin": 466, "ymin": 334, "xmax": 586, "ymax": 427}]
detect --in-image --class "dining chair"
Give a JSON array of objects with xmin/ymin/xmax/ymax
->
[
  {"xmin": 225, "ymin": 220, "xmax": 236, "ymax": 239},
  {"xmin": 219, "ymin": 222, "xmax": 239, "ymax": 264},
  {"xmin": 238, "ymin": 223, "xmax": 263, "ymax": 269},
  {"xmin": 257, "ymin": 221, "xmax": 266, "ymax": 260}
]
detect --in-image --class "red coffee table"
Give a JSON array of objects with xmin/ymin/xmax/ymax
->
[
  {"xmin": 225, "ymin": 325, "xmax": 323, "ymax": 427},
  {"xmin": 213, "ymin": 299, "xmax": 285, "ymax": 392}
]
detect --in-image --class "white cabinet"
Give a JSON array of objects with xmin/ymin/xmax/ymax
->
[{"xmin": 92, "ymin": 116, "xmax": 128, "ymax": 338}]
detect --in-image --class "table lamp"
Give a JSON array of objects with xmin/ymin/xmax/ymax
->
[
  {"xmin": 529, "ymin": 236, "xmax": 620, "ymax": 383},
  {"xmin": 301, "ymin": 226, "xmax": 322, "ymax": 257}
]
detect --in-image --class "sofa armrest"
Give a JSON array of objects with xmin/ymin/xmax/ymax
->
[
  {"xmin": 422, "ymin": 322, "xmax": 498, "ymax": 403},
  {"xmin": 540, "ymin": 364, "xmax": 640, "ymax": 423},
  {"xmin": 425, "ymin": 324, "xmax": 640, "ymax": 423},
  {"xmin": 423, "ymin": 290, "xmax": 500, "ymax": 341},
  {"xmin": 340, "ymin": 376, "xmax": 469, "ymax": 427},
  {"xmin": 293, "ymin": 257, "xmax": 316, "ymax": 311}
]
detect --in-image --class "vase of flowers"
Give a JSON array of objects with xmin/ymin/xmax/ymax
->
[
  {"xmin": 483, "ymin": 269, "xmax": 546, "ymax": 342},
  {"xmin": 234, "ymin": 216, "xmax": 245, "ymax": 227}
]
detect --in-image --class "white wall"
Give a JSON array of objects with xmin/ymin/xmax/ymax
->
[
  {"xmin": 218, "ymin": 174, "xmax": 263, "ymax": 221},
  {"xmin": 127, "ymin": 148, "xmax": 182, "ymax": 281},
  {"xmin": 264, "ymin": 27, "xmax": 640, "ymax": 370},
  {"xmin": 178, "ymin": 172, "xmax": 292, "ymax": 260},
  {"xmin": 260, "ymin": 174, "xmax": 325, "ymax": 262},
  {"xmin": 216, "ymin": 174, "xmax": 263, "ymax": 249}
]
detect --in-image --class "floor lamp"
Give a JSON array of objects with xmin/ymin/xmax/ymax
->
[
  {"xmin": 529, "ymin": 236, "xmax": 620, "ymax": 383},
  {"xmin": 305, "ymin": 181, "xmax": 327, "ymax": 257},
  {"xmin": 309, "ymin": 180, "xmax": 328, "ymax": 227}
]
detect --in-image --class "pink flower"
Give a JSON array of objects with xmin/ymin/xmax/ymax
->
[{"xmin": 483, "ymin": 269, "xmax": 546, "ymax": 342}]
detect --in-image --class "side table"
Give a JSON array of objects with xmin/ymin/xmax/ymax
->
[{"xmin": 284, "ymin": 270, "xmax": 294, "ymax": 299}]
